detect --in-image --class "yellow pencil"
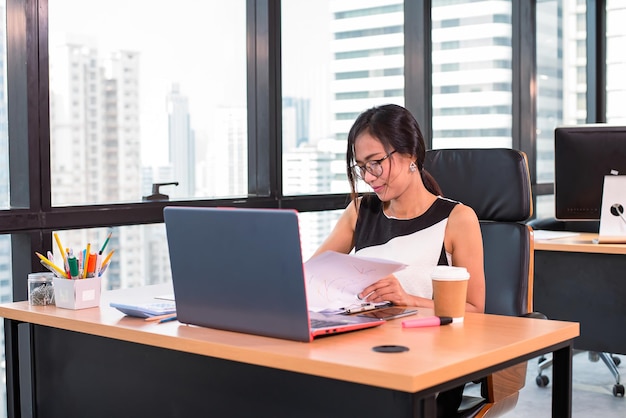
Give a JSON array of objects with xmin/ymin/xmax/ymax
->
[
  {"xmin": 101, "ymin": 249, "xmax": 115, "ymax": 267},
  {"xmin": 35, "ymin": 252, "xmax": 68, "ymax": 278},
  {"xmin": 83, "ymin": 243, "xmax": 91, "ymax": 279},
  {"xmin": 53, "ymin": 232, "xmax": 67, "ymax": 265}
]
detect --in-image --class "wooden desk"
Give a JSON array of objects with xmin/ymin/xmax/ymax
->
[
  {"xmin": 1, "ymin": 285, "xmax": 578, "ymax": 418},
  {"xmin": 534, "ymin": 232, "xmax": 626, "ymax": 354}
]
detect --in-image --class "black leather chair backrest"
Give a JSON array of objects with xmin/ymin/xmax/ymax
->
[
  {"xmin": 424, "ymin": 149, "xmax": 534, "ymax": 317},
  {"xmin": 424, "ymin": 148, "xmax": 532, "ymax": 222}
]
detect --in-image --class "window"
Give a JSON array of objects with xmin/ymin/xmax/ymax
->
[
  {"xmin": 281, "ymin": 0, "xmax": 405, "ymax": 252},
  {"xmin": 606, "ymin": 0, "xmax": 626, "ymax": 124},
  {"xmin": 431, "ymin": 1, "xmax": 513, "ymax": 149},
  {"xmin": 48, "ymin": 1, "xmax": 247, "ymax": 205}
]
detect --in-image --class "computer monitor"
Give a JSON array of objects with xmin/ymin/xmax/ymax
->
[{"xmin": 554, "ymin": 124, "xmax": 626, "ymax": 221}]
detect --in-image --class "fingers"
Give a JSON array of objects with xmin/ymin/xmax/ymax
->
[
  {"xmin": 361, "ymin": 279, "xmax": 406, "ymax": 304},
  {"xmin": 357, "ymin": 290, "xmax": 376, "ymax": 301}
]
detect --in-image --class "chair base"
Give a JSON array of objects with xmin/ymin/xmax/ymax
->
[
  {"xmin": 536, "ymin": 350, "xmax": 624, "ymax": 396},
  {"xmin": 457, "ymin": 393, "xmax": 520, "ymax": 418}
]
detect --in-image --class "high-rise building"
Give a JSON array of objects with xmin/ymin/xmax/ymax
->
[
  {"xmin": 203, "ymin": 106, "xmax": 247, "ymax": 198},
  {"xmin": 49, "ymin": 40, "xmax": 143, "ymax": 289},
  {"xmin": 167, "ymin": 84, "xmax": 196, "ymax": 198},
  {"xmin": 329, "ymin": 0, "xmax": 405, "ymax": 141}
]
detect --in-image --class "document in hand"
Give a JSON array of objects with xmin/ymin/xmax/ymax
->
[{"xmin": 304, "ymin": 251, "xmax": 407, "ymax": 311}]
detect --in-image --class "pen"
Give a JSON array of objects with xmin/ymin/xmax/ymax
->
[
  {"xmin": 68, "ymin": 255, "xmax": 80, "ymax": 279},
  {"xmin": 158, "ymin": 316, "xmax": 177, "ymax": 324},
  {"xmin": 95, "ymin": 253, "xmax": 102, "ymax": 277},
  {"xmin": 145, "ymin": 313, "xmax": 177, "ymax": 322},
  {"xmin": 345, "ymin": 303, "xmax": 379, "ymax": 314},
  {"xmin": 87, "ymin": 251, "xmax": 97, "ymax": 277},
  {"xmin": 402, "ymin": 316, "xmax": 453, "ymax": 328}
]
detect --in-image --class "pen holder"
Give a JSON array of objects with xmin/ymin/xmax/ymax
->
[{"xmin": 53, "ymin": 277, "xmax": 102, "ymax": 310}]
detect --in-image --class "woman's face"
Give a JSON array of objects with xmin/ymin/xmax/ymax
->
[{"xmin": 353, "ymin": 132, "xmax": 413, "ymax": 201}]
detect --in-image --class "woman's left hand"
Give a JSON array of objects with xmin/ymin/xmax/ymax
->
[{"xmin": 358, "ymin": 275, "xmax": 412, "ymax": 306}]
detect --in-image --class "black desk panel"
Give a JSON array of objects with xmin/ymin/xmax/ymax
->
[
  {"xmin": 534, "ymin": 250, "xmax": 626, "ymax": 355},
  {"xmin": 30, "ymin": 326, "xmax": 422, "ymax": 418}
]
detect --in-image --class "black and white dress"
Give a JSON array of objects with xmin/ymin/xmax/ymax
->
[{"xmin": 354, "ymin": 195, "xmax": 459, "ymax": 298}]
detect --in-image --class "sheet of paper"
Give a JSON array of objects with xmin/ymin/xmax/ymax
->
[
  {"xmin": 533, "ymin": 230, "xmax": 580, "ymax": 240},
  {"xmin": 304, "ymin": 251, "xmax": 407, "ymax": 311}
]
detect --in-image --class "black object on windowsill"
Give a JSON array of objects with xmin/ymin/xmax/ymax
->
[{"xmin": 143, "ymin": 182, "xmax": 179, "ymax": 201}]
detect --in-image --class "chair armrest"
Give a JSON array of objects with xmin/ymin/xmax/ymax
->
[{"xmin": 522, "ymin": 311, "xmax": 547, "ymax": 320}]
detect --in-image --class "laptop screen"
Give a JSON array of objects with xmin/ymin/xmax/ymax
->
[{"xmin": 164, "ymin": 206, "xmax": 313, "ymax": 341}]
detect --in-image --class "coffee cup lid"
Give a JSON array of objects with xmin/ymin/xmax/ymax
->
[{"xmin": 430, "ymin": 266, "xmax": 470, "ymax": 280}]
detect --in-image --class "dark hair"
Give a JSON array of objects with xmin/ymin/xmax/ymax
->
[{"xmin": 346, "ymin": 104, "xmax": 442, "ymax": 200}]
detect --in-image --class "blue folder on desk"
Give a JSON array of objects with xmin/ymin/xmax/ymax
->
[{"xmin": 163, "ymin": 206, "xmax": 383, "ymax": 342}]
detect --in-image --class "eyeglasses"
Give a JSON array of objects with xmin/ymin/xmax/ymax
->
[{"xmin": 352, "ymin": 150, "xmax": 396, "ymax": 180}]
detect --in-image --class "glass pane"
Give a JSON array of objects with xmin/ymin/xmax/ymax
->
[
  {"xmin": 535, "ymin": 0, "xmax": 586, "ymax": 216},
  {"xmin": 0, "ymin": 2, "xmax": 8, "ymax": 210},
  {"xmin": 432, "ymin": 1, "xmax": 512, "ymax": 149},
  {"xmin": 0, "ymin": 234, "xmax": 10, "ymax": 417},
  {"xmin": 298, "ymin": 210, "xmax": 343, "ymax": 261},
  {"xmin": 535, "ymin": 194, "xmax": 555, "ymax": 220},
  {"xmin": 606, "ymin": 0, "xmax": 626, "ymax": 124},
  {"xmin": 48, "ymin": 1, "xmax": 247, "ymax": 206},
  {"xmin": 1, "ymin": 1, "xmax": 9, "ymax": 413},
  {"xmin": 51, "ymin": 224, "xmax": 170, "ymax": 291},
  {"xmin": 281, "ymin": 0, "xmax": 405, "ymax": 196}
]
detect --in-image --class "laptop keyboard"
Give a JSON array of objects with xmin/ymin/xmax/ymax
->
[{"xmin": 310, "ymin": 318, "xmax": 348, "ymax": 329}]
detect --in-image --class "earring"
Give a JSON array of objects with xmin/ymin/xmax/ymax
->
[{"xmin": 409, "ymin": 162, "xmax": 417, "ymax": 172}]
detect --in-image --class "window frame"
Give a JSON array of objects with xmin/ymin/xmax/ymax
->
[{"xmin": 0, "ymin": 0, "xmax": 611, "ymax": 301}]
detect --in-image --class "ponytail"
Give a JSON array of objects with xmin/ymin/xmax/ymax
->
[{"xmin": 421, "ymin": 169, "xmax": 442, "ymax": 196}]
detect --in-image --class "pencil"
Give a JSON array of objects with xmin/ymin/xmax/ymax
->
[
  {"xmin": 35, "ymin": 252, "xmax": 68, "ymax": 278},
  {"xmin": 101, "ymin": 249, "xmax": 115, "ymax": 268},
  {"xmin": 99, "ymin": 231, "xmax": 112, "ymax": 254},
  {"xmin": 39, "ymin": 260, "xmax": 68, "ymax": 278},
  {"xmin": 83, "ymin": 243, "xmax": 91, "ymax": 279},
  {"xmin": 53, "ymin": 233, "xmax": 67, "ymax": 265}
]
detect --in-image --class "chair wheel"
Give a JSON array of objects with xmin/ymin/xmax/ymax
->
[
  {"xmin": 612, "ymin": 356, "xmax": 621, "ymax": 366},
  {"xmin": 612, "ymin": 384, "xmax": 624, "ymax": 397},
  {"xmin": 536, "ymin": 375, "xmax": 549, "ymax": 387}
]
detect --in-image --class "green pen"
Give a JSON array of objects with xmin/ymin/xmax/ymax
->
[{"xmin": 68, "ymin": 255, "xmax": 79, "ymax": 280}]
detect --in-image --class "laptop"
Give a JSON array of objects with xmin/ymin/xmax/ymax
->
[{"xmin": 163, "ymin": 206, "xmax": 384, "ymax": 342}]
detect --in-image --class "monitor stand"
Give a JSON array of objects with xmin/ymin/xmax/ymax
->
[{"xmin": 598, "ymin": 175, "xmax": 626, "ymax": 244}]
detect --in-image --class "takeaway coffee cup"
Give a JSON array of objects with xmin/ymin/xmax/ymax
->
[{"xmin": 431, "ymin": 266, "xmax": 470, "ymax": 322}]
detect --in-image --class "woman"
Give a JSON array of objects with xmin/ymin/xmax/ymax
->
[
  {"xmin": 312, "ymin": 104, "xmax": 485, "ymax": 313},
  {"xmin": 312, "ymin": 104, "xmax": 486, "ymax": 416}
]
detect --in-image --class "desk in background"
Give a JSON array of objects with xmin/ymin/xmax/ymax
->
[
  {"xmin": 0, "ymin": 284, "xmax": 578, "ymax": 418},
  {"xmin": 534, "ymin": 232, "xmax": 626, "ymax": 355}
]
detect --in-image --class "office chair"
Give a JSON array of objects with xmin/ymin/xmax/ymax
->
[
  {"xmin": 425, "ymin": 148, "xmax": 539, "ymax": 417},
  {"xmin": 527, "ymin": 217, "xmax": 623, "ymax": 396}
]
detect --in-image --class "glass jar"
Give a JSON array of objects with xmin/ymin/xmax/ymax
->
[{"xmin": 28, "ymin": 272, "xmax": 55, "ymax": 306}]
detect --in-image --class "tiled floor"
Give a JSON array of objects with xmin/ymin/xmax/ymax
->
[{"xmin": 469, "ymin": 351, "xmax": 626, "ymax": 417}]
